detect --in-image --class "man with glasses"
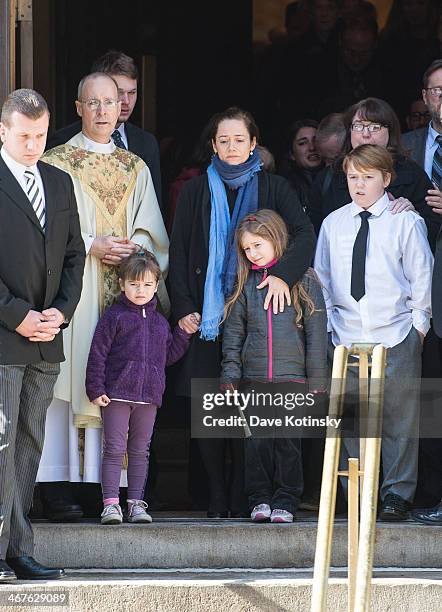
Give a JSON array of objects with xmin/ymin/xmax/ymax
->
[
  {"xmin": 402, "ymin": 60, "xmax": 442, "ymax": 200},
  {"xmin": 36, "ymin": 72, "xmax": 169, "ymax": 521},
  {"xmin": 410, "ymin": 59, "xmax": 442, "ymax": 527},
  {"xmin": 47, "ymin": 51, "xmax": 162, "ymax": 214}
]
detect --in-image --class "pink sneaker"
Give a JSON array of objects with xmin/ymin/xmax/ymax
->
[{"xmin": 270, "ymin": 509, "xmax": 294, "ymax": 523}]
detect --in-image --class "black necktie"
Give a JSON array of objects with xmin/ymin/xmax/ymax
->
[
  {"xmin": 432, "ymin": 135, "xmax": 442, "ymax": 189},
  {"xmin": 112, "ymin": 129, "xmax": 127, "ymax": 149},
  {"xmin": 351, "ymin": 210, "xmax": 371, "ymax": 301}
]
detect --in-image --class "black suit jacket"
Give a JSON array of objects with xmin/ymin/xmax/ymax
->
[
  {"xmin": 401, "ymin": 127, "xmax": 427, "ymax": 170},
  {"xmin": 46, "ymin": 121, "xmax": 162, "ymax": 209},
  {"xmin": 400, "ymin": 128, "xmax": 442, "ymax": 336},
  {"xmin": 0, "ymin": 156, "xmax": 85, "ymax": 364}
]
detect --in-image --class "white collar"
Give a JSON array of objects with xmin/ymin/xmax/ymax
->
[
  {"xmin": 349, "ymin": 192, "xmax": 389, "ymax": 217},
  {"xmin": 79, "ymin": 132, "xmax": 116, "ymax": 153}
]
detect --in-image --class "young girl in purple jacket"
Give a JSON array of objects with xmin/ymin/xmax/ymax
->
[{"xmin": 86, "ymin": 252, "xmax": 197, "ymax": 524}]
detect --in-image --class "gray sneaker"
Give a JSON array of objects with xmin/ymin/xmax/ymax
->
[
  {"xmin": 127, "ymin": 500, "xmax": 152, "ymax": 523},
  {"xmin": 251, "ymin": 503, "xmax": 271, "ymax": 522},
  {"xmin": 101, "ymin": 503, "xmax": 123, "ymax": 525}
]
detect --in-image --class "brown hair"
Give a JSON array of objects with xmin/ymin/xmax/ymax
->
[
  {"xmin": 343, "ymin": 97, "xmax": 404, "ymax": 158},
  {"xmin": 118, "ymin": 251, "xmax": 161, "ymax": 283},
  {"xmin": 343, "ymin": 144, "xmax": 396, "ymax": 184},
  {"xmin": 210, "ymin": 106, "xmax": 260, "ymax": 143},
  {"xmin": 224, "ymin": 209, "xmax": 316, "ymax": 326},
  {"xmin": 91, "ymin": 50, "xmax": 139, "ymax": 80},
  {"xmin": 1, "ymin": 88, "xmax": 49, "ymax": 124}
]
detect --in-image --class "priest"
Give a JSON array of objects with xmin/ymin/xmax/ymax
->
[{"xmin": 38, "ymin": 72, "xmax": 169, "ymax": 518}]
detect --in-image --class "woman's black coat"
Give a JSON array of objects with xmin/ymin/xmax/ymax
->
[
  {"xmin": 168, "ymin": 170, "xmax": 316, "ymax": 396},
  {"xmin": 308, "ymin": 156, "xmax": 440, "ymax": 249}
]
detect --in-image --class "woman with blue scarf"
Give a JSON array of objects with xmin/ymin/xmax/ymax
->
[{"xmin": 169, "ymin": 107, "xmax": 316, "ymax": 518}]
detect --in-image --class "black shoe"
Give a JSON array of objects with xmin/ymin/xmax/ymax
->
[
  {"xmin": 230, "ymin": 512, "xmax": 249, "ymax": 518},
  {"xmin": 207, "ymin": 511, "xmax": 228, "ymax": 518},
  {"xmin": 411, "ymin": 501, "xmax": 442, "ymax": 525},
  {"xmin": 43, "ymin": 499, "xmax": 84, "ymax": 522},
  {"xmin": 0, "ymin": 560, "xmax": 16, "ymax": 582},
  {"xmin": 6, "ymin": 556, "xmax": 65, "ymax": 580},
  {"xmin": 378, "ymin": 493, "xmax": 410, "ymax": 521}
]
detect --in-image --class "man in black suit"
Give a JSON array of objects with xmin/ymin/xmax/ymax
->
[
  {"xmin": 46, "ymin": 50, "xmax": 162, "ymax": 211},
  {"xmin": 0, "ymin": 89, "xmax": 85, "ymax": 580},
  {"xmin": 406, "ymin": 59, "xmax": 442, "ymax": 525}
]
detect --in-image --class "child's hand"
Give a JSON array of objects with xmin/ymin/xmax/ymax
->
[
  {"xmin": 178, "ymin": 312, "xmax": 201, "ymax": 334},
  {"xmin": 92, "ymin": 394, "xmax": 111, "ymax": 407}
]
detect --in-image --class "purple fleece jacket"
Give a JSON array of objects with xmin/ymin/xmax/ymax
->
[{"xmin": 86, "ymin": 293, "xmax": 191, "ymax": 406}]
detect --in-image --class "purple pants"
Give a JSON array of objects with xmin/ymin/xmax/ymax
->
[{"xmin": 101, "ymin": 401, "xmax": 157, "ymax": 501}]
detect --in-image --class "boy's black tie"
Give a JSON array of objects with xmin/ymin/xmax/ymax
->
[{"xmin": 351, "ymin": 210, "xmax": 371, "ymax": 301}]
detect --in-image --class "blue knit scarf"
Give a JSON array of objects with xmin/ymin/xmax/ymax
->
[{"xmin": 200, "ymin": 150, "xmax": 262, "ymax": 341}]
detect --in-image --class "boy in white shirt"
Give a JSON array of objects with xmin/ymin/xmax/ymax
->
[{"xmin": 314, "ymin": 144, "xmax": 434, "ymax": 520}]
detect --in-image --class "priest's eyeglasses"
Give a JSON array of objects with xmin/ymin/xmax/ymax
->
[
  {"xmin": 351, "ymin": 122, "xmax": 386, "ymax": 133},
  {"xmin": 79, "ymin": 99, "xmax": 119, "ymax": 111},
  {"xmin": 425, "ymin": 87, "xmax": 442, "ymax": 97}
]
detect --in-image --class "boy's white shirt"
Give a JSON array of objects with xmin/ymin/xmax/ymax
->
[{"xmin": 314, "ymin": 191, "xmax": 434, "ymax": 349}]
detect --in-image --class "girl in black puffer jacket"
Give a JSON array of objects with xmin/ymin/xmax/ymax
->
[{"xmin": 221, "ymin": 209, "xmax": 328, "ymax": 523}]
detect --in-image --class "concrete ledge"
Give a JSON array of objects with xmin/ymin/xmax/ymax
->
[
  {"xmin": 1, "ymin": 570, "xmax": 441, "ymax": 612},
  {"xmin": 33, "ymin": 520, "xmax": 442, "ymax": 569}
]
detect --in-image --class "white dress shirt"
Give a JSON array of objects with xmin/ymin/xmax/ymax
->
[
  {"xmin": 314, "ymin": 192, "xmax": 434, "ymax": 348},
  {"xmin": 424, "ymin": 122, "xmax": 442, "ymax": 182},
  {"xmin": 1, "ymin": 146, "xmax": 46, "ymax": 209}
]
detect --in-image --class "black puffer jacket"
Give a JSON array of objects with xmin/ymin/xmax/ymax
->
[{"xmin": 221, "ymin": 267, "xmax": 328, "ymax": 390}]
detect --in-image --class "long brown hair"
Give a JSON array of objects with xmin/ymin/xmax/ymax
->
[{"xmin": 224, "ymin": 209, "xmax": 317, "ymax": 326}]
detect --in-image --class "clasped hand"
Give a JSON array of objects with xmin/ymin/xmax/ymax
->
[
  {"xmin": 90, "ymin": 235, "xmax": 140, "ymax": 265},
  {"xmin": 16, "ymin": 307, "xmax": 64, "ymax": 342}
]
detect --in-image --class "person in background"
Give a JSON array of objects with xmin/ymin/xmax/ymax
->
[
  {"xmin": 309, "ymin": 97, "xmax": 441, "ymax": 248},
  {"xmin": 278, "ymin": 119, "xmax": 322, "ymax": 215},
  {"xmin": 405, "ymin": 99, "xmax": 431, "ymax": 132},
  {"xmin": 255, "ymin": 145, "xmax": 276, "ymax": 173},
  {"xmin": 166, "ymin": 120, "xmax": 213, "ymax": 233},
  {"xmin": 315, "ymin": 112, "xmax": 346, "ymax": 166},
  {"xmin": 46, "ymin": 50, "xmax": 162, "ymax": 213}
]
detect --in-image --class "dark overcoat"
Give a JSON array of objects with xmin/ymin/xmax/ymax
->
[{"xmin": 168, "ymin": 170, "xmax": 316, "ymax": 396}]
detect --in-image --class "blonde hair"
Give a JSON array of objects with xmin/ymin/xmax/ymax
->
[{"xmin": 224, "ymin": 209, "xmax": 316, "ymax": 325}]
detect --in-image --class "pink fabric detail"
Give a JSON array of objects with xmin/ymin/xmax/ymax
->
[
  {"xmin": 251, "ymin": 257, "xmax": 278, "ymax": 270},
  {"xmin": 103, "ymin": 497, "xmax": 119, "ymax": 506},
  {"xmin": 267, "ymin": 301, "xmax": 273, "ymax": 380},
  {"xmin": 259, "ymin": 267, "xmax": 273, "ymax": 381}
]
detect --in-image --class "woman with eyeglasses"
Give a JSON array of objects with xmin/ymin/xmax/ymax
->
[{"xmin": 309, "ymin": 97, "xmax": 441, "ymax": 248}]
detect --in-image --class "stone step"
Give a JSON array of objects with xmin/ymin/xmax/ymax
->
[
  {"xmin": 1, "ymin": 568, "xmax": 441, "ymax": 612},
  {"xmin": 32, "ymin": 519, "xmax": 442, "ymax": 569}
]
